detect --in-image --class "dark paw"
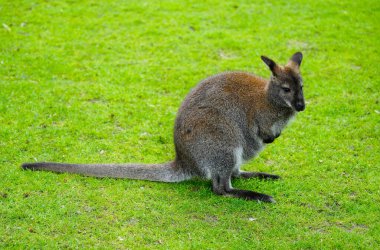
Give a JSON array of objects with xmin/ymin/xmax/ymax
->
[
  {"xmin": 256, "ymin": 172, "xmax": 281, "ymax": 180},
  {"xmin": 263, "ymin": 136, "xmax": 275, "ymax": 143},
  {"xmin": 238, "ymin": 172, "xmax": 280, "ymax": 180}
]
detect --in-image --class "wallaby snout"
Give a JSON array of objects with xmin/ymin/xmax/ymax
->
[
  {"xmin": 295, "ymin": 102, "xmax": 305, "ymax": 112},
  {"xmin": 295, "ymin": 88, "xmax": 305, "ymax": 112}
]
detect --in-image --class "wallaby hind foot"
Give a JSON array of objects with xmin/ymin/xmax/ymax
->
[
  {"xmin": 211, "ymin": 175, "xmax": 275, "ymax": 203},
  {"xmin": 226, "ymin": 189, "xmax": 276, "ymax": 203}
]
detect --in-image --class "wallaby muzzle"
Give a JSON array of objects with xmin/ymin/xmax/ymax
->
[
  {"xmin": 294, "ymin": 88, "xmax": 305, "ymax": 112},
  {"xmin": 295, "ymin": 101, "xmax": 305, "ymax": 112}
]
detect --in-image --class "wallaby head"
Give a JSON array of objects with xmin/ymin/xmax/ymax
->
[{"xmin": 261, "ymin": 52, "xmax": 305, "ymax": 112}]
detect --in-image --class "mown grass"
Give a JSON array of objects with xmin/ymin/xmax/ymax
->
[{"xmin": 1, "ymin": 0, "xmax": 379, "ymax": 248}]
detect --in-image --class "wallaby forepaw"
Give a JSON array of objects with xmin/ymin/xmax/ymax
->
[
  {"xmin": 265, "ymin": 173, "xmax": 281, "ymax": 180},
  {"xmin": 238, "ymin": 171, "xmax": 280, "ymax": 180},
  {"xmin": 263, "ymin": 137, "xmax": 275, "ymax": 144},
  {"xmin": 257, "ymin": 172, "xmax": 281, "ymax": 180}
]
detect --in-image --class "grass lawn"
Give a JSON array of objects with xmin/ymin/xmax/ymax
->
[{"xmin": 1, "ymin": 0, "xmax": 379, "ymax": 248}]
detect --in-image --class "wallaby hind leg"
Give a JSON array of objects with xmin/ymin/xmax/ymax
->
[
  {"xmin": 211, "ymin": 174, "xmax": 275, "ymax": 203},
  {"xmin": 234, "ymin": 171, "xmax": 280, "ymax": 180}
]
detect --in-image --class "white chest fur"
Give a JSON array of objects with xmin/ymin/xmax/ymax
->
[{"xmin": 270, "ymin": 116, "xmax": 294, "ymax": 137}]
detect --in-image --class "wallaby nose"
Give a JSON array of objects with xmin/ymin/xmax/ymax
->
[{"xmin": 295, "ymin": 102, "xmax": 305, "ymax": 112}]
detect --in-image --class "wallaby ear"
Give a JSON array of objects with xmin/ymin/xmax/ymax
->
[
  {"xmin": 287, "ymin": 52, "xmax": 303, "ymax": 71},
  {"xmin": 261, "ymin": 55, "xmax": 279, "ymax": 75}
]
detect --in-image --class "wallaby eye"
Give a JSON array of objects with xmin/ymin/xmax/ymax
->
[{"xmin": 282, "ymin": 87, "xmax": 291, "ymax": 93}]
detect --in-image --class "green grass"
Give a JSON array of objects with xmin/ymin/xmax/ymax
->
[{"xmin": 1, "ymin": 0, "xmax": 379, "ymax": 248}]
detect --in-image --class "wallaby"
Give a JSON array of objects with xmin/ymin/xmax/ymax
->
[{"xmin": 22, "ymin": 52, "xmax": 305, "ymax": 203}]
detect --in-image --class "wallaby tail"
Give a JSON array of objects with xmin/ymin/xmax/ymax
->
[{"xmin": 22, "ymin": 161, "xmax": 190, "ymax": 183}]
